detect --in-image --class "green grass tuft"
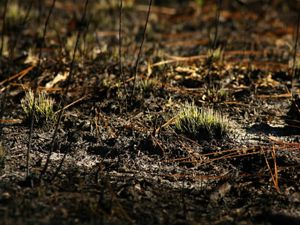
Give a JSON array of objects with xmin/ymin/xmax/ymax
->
[
  {"xmin": 21, "ymin": 89, "xmax": 56, "ymax": 125},
  {"xmin": 175, "ymin": 103, "xmax": 230, "ymax": 141},
  {"xmin": 138, "ymin": 79, "xmax": 157, "ymax": 95}
]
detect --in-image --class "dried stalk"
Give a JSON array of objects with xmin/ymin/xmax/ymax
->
[
  {"xmin": 119, "ymin": 0, "xmax": 128, "ymax": 110},
  {"xmin": 27, "ymin": 0, "xmax": 56, "ymax": 179},
  {"xmin": 39, "ymin": 0, "xmax": 90, "ymax": 181},
  {"xmin": 131, "ymin": 0, "xmax": 152, "ymax": 98},
  {"xmin": 291, "ymin": 10, "xmax": 300, "ymax": 97}
]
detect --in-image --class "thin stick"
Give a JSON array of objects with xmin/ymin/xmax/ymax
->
[
  {"xmin": 27, "ymin": 0, "xmax": 56, "ymax": 179},
  {"xmin": 212, "ymin": 0, "xmax": 222, "ymax": 50},
  {"xmin": 54, "ymin": 95, "xmax": 87, "ymax": 114},
  {"xmin": 119, "ymin": 0, "xmax": 128, "ymax": 109},
  {"xmin": 207, "ymin": 0, "xmax": 222, "ymax": 89},
  {"xmin": 131, "ymin": 0, "xmax": 152, "ymax": 97},
  {"xmin": 119, "ymin": 0, "xmax": 123, "ymax": 81},
  {"xmin": 263, "ymin": 146, "xmax": 280, "ymax": 193},
  {"xmin": 271, "ymin": 146, "xmax": 279, "ymax": 192},
  {"xmin": 39, "ymin": 0, "xmax": 89, "ymax": 181},
  {"xmin": 50, "ymin": 146, "xmax": 68, "ymax": 182},
  {"xmin": 291, "ymin": 10, "xmax": 300, "ymax": 97}
]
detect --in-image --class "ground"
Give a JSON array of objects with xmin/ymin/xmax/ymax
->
[{"xmin": 0, "ymin": 0, "xmax": 300, "ymax": 224}]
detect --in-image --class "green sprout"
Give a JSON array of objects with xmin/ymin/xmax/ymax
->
[
  {"xmin": 207, "ymin": 47, "xmax": 224, "ymax": 62},
  {"xmin": 175, "ymin": 103, "xmax": 230, "ymax": 141},
  {"xmin": 138, "ymin": 79, "xmax": 157, "ymax": 95},
  {"xmin": 21, "ymin": 89, "xmax": 56, "ymax": 125},
  {"xmin": 202, "ymin": 87, "xmax": 229, "ymax": 103}
]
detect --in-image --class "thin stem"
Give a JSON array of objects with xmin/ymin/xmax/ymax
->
[
  {"xmin": 119, "ymin": 0, "xmax": 128, "ymax": 110},
  {"xmin": 212, "ymin": 0, "xmax": 222, "ymax": 50},
  {"xmin": 39, "ymin": 0, "xmax": 89, "ymax": 181},
  {"xmin": 291, "ymin": 10, "xmax": 300, "ymax": 97},
  {"xmin": 207, "ymin": 0, "xmax": 222, "ymax": 89},
  {"xmin": 131, "ymin": 0, "xmax": 152, "ymax": 97},
  {"xmin": 119, "ymin": 0, "xmax": 123, "ymax": 80},
  {"xmin": 27, "ymin": 0, "xmax": 56, "ymax": 179},
  {"xmin": 50, "ymin": 145, "xmax": 68, "ymax": 182}
]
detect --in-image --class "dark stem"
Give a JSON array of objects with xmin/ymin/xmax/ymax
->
[
  {"xmin": 39, "ymin": 0, "xmax": 89, "ymax": 181},
  {"xmin": 291, "ymin": 10, "xmax": 300, "ymax": 97},
  {"xmin": 212, "ymin": 0, "xmax": 222, "ymax": 50},
  {"xmin": 119, "ymin": 0, "xmax": 128, "ymax": 110},
  {"xmin": 119, "ymin": 0, "xmax": 123, "ymax": 80},
  {"xmin": 131, "ymin": 0, "xmax": 152, "ymax": 98},
  {"xmin": 50, "ymin": 145, "xmax": 69, "ymax": 182},
  {"xmin": 207, "ymin": 0, "xmax": 222, "ymax": 90},
  {"xmin": 27, "ymin": 0, "xmax": 56, "ymax": 179}
]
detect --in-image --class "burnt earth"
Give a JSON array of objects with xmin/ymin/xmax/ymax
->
[{"xmin": 0, "ymin": 1, "xmax": 300, "ymax": 225}]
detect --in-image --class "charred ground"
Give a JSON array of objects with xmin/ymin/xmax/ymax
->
[{"xmin": 0, "ymin": 0, "xmax": 300, "ymax": 225}]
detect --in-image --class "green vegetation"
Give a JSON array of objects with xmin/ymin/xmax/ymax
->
[
  {"xmin": 175, "ymin": 103, "xmax": 230, "ymax": 141},
  {"xmin": 6, "ymin": 1, "xmax": 37, "ymax": 25},
  {"xmin": 203, "ymin": 87, "xmax": 229, "ymax": 103},
  {"xmin": 207, "ymin": 47, "xmax": 224, "ymax": 62},
  {"xmin": 6, "ymin": 2, "xmax": 27, "ymax": 22},
  {"xmin": 21, "ymin": 90, "xmax": 56, "ymax": 125},
  {"xmin": 138, "ymin": 78, "xmax": 157, "ymax": 95}
]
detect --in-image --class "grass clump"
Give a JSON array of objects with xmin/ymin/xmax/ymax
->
[
  {"xmin": 203, "ymin": 87, "xmax": 229, "ymax": 103},
  {"xmin": 138, "ymin": 79, "xmax": 157, "ymax": 96},
  {"xmin": 207, "ymin": 47, "xmax": 224, "ymax": 62},
  {"xmin": 175, "ymin": 103, "xmax": 230, "ymax": 141},
  {"xmin": 21, "ymin": 89, "xmax": 56, "ymax": 125}
]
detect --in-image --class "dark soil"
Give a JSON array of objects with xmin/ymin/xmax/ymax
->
[{"xmin": 0, "ymin": 0, "xmax": 300, "ymax": 225}]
